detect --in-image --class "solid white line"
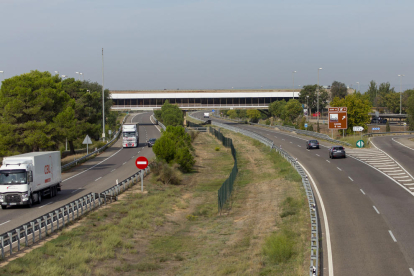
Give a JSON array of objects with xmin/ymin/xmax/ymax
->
[
  {"xmin": 38, "ymin": 202, "xmax": 54, "ymax": 208},
  {"xmin": 0, "ymin": 220, "xmax": 10, "ymax": 226},
  {"xmin": 409, "ymin": 267, "xmax": 414, "ymax": 276},
  {"xmin": 326, "ymin": 160, "xmax": 330, "ymax": 163},
  {"xmin": 337, "ymin": 167, "xmax": 342, "ymax": 171},
  {"xmin": 62, "ymin": 147, "xmax": 123, "ymax": 182},
  {"xmin": 111, "ymin": 169, "xmax": 116, "ymax": 172},
  {"xmin": 389, "ymin": 230, "xmax": 397, "ymax": 242},
  {"xmin": 348, "ymin": 176, "xmax": 354, "ymax": 181},
  {"xmin": 297, "ymin": 161, "xmax": 334, "ymax": 276},
  {"xmin": 71, "ymin": 188, "xmax": 81, "ymax": 194},
  {"xmin": 388, "ymin": 173, "xmax": 406, "ymax": 175},
  {"xmin": 373, "ymin": 206, "xmax": 380, "ymax": 214},
  {"xmin": 123, "ymin": 162, "xmax": 127, "ymax": 165},
  {"xmin": 130, "ymin": 113, "xmax": 141, "ymax": 123},
  {"xmin": 393, "ymin": 176, "xmax": 410, "ymax": 179},
  {"xmin": 398, "ymin": 179, "xmax": 413, "ymax": 182},
  {"xmin": 360, "ymin": 189, "xmax": 365, "ymax": 195},
  {"xmin": 392, "ymin": 138, "xmax": 414, "ymax": 152},
  {"xmin": 95, "ymin": 177, "xmax": 102, "ymax": 181}
]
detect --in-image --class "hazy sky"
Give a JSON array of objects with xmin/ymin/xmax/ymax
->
[{"xmin": 1, "ymin": 0, "xmax": 413, "ymax": 91}]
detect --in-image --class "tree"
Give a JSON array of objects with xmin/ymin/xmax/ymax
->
[
  {"xmin": 284, "ymin": 99, "xmax": 303, "ymax": 123},
  {"xmin": 269, "ymin": 100, "xmax": 287, "ymax": 120},
  {"xmin": 331, "ymin": 92, "xmax": 372, "ymax": 134},
  {"xmin": 406, "ymin": 93, "xmax": 414, "ymax": 131},
  {"xmin": 330, "ymin": 81, "xmax": 347, "ymax": 100},
  {"xmin": 0, "ymin": 70, "xmax": 70, "ymax": 155},
  {"xmin": 160, "ymin": 100, "xmax": 183, "ymax": 127},
  {"xmin": 227, "ymin": 109, "xmax": 237, "ymax": 119},
  {"xmin": 377, "ymin": 82, "xmax": 395, "ymax": 107},
  {"xmin": 246, "ymin": 109, "xmax": 261, "ymax": 123},
  {"xmin": 383, "ymin": 92, "xmax": 400, "ymax": 113},
  {"xmin": 365, "ymin": 80, "xmax": 378, "ymax": 107},
  {"xmin": 298, "ymin": 85, "xmax": 329, "ymax": 113}
]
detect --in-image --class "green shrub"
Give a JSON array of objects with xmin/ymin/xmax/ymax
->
[
  {"xmin": 215, "ymin": 147, "xmax": 220, "ymax": 151},
  {"xmin": 175, "ymin": 147, "xmax": 195, "ymax": 172},
  {"xmin": 386, "ymin": 121, "xmax": 390, "ymax": 132},
  {"xmin": 308, "ymin": 124, "xmax": 314, "ymax": 131},
  {"xmin": 262, "ymin": 230, "xmax": 295, "ymax": 263},
  {"xmin": 265, "ymin": 119, "xmax": 271, "ymax": 125}
]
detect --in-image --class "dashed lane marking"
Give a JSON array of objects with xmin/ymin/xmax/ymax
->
[
  {"xmin": 95, "ymin": 177, "xmax": 102, "ymax": 181},
  {"xmin": 373, "ymin": 206, "xmax": 380, "ymax": 214},
  {"xmin": 389, "ymin": 230, "xmax": 397, "ymax": 242},
  {"xmin": 38, "ymin": 202, "xmax": 54, "ymax": 208},
  {"xmin": 0, "ymin": 220, "xmax": 11, "ymax": 226},
  {"xmin": 348, "ymin": 176, "xmax": 354, "ymax": 181},
  {"xmin": 360, "ymin": 189, "xmax": 365, "ymax": 195}
]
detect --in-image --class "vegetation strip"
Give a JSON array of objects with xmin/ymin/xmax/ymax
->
[{"xmin": 0, "ymin": 128, "xmax": 310, "ymax": 275}]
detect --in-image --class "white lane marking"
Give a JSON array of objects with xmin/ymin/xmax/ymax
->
[
  {"xmin": 337, "ymin": 167, "xmax": 342, "ymax": 171},
  {"xmin": 298, "ymin": 145, "xmax": 301, "ymax": 147},
  {"xmin": 111, "ymin": 169, "xmax": 116, "ymax": 172},
  {"xmin": 373, "ymin": 206, "xmax": 380, "ymax": 214},
  {"xmin": 348, "ymin": 176, "xmax": 354, "ymax": 181},
  {"xmin": 0, "ymin": 220, "xmax": 11, "ymax": 226},
  {"xmin": 307, "ymin": 149, "xmax": 310, "ymax": 152},
  {"xmin": 123, "ymin": 162, "xmax": 127, "ymax": 165},
  {"xmin": 326, "ymin": 160, "xmax": 330, "ymax": 163},
  {"xmin": 360, "ymin": 189, "xmax": 365, "ymax": 195},
  {"xmin": 298, "ymin": 162, "xmax": 334, "ymax": 275},
  {"xmin": 398, "ymin": 179, "xmax": 413, "ymax": 182},
  {"xmin": 95, "ymin": 177, "xmax": 102, "ymax": 181},
  {"xmin": 409, "ymin": 267, "xmax": 414, "ymax": 276},
  {"xmin": 389, "ymin": 230, "xmax": 397, "ymax": 242},
  {"xmin": 404, "ymin": 183, "xmax": 414, "ymax": 186},
  {"xmin": 63, "ymin": 148, "xmax": 123, "ymax": 182},
  {"xmin": 274, "ymin": 136, "xmax": 278, "ymax": 138},
  {"xmin": 316, "ymin": 154, "xmax": 320, "ymax": 157},
  {"xmin": 388, "ymin": 173, "xmax": 406, "ymax": 175},
  {"xmin": 130, "ymin": 113, "xmax": 141, "ymax": 123},
  {"xmin": 290, "ymin": 142, "xmax": 292, "ymax": 143},
  {"xmin": 38, "ymin": 202, "xmax": 54, "ymax": 208},
  {"xmin": 392, "ymin": 138, "xmax": 414, "ymax": 152},
  {"xmin": 282, "ymin": 139, "xmax": 285, "ymax": 140},
  {"xmin": 71, "ymin": 188, "xmax": 82, "ymax": 194},
  {"xmin": 394, "ymin": 176, "xmax": 410, "ymax": 179}
]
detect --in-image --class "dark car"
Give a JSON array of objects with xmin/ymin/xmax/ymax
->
[
  {"xmin": 147, "ymin": 138, "xmax": 157, "ymax": 147},
  {"xmin": 329, "ymin": 146, "xmax": 346, "ymax": 159},
  {"xmin": 306, "ymin": 140, "xmax": 320, "ymax": 149}
]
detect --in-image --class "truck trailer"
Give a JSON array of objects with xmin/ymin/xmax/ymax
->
[
  {"xmin": 0, "ymin": 151, "xmax": 62, "ymax": 209},
  {"xmin": 122, "ymin": 123, "xmax": 139, "ymax": 148}
]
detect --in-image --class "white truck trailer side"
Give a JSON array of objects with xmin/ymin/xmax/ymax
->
[
  {"xmin": 204, "ymin": 112, "xmax": 210, "ymax": 118},
  {"xmin": 122, "ymin": 123, "xmax": 139, "ymax": 148},
  {"xmin": 0, "ymin": 151, "xmax": 62, "ymax": 209}
]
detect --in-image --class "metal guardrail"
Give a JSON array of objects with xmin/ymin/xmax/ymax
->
[
  {"xmin": 189, "ymin": 111, "xmax": 319, "ymax": 276},
  {"xmin": 0, "ymin": 165, "xmax": 152, "ymax": 260},
  {"xmin": 363, "ymin": 131, "xmax": 414, "ymax": 137},
  {"xmin": 61, "ymin": 115, "xmax": 128, "ymax": 170},
  {"xmin": 151, "ymin": 114, "xmax": 166, "ymax": 131}
]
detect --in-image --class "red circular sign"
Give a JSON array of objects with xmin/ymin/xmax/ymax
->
[{"xmin": 135, "ymin": 156, "xmax": 148, "ymax": 170}]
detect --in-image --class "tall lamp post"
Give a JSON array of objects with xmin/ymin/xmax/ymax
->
[
  {"xmin": 356, "ymin": 82, "xmax": 359, "ymax": 92},
  {"xmin": 317, "ymin": 68, "xmax": 322, "ymax": 130},
  {"xmin": 398, "ymin": 74, "xmax": 404, "ymax": 114},
  {"xmin": 292, "ymin": 71, "xmax": 297, "ymax": 99},
  {"xmin": 0, "ymin": 71, "xmax": 4, "ymax": 88},
  {"xmin": 306, "ymin": 95, "xmax": 309, "ymax": 123},
  {"xmin": 80, "ymin": 72, "xmax": 83, "ymax": 81}
]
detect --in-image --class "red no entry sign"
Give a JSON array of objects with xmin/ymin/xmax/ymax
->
[{"xmin": 135, "ymin": 156, "xmax": 148, "ymax": 170}]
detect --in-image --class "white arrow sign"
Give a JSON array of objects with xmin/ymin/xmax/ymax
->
[{"xmin": 353, "ymin": 126, "xmax": 364, "ymax": 132}]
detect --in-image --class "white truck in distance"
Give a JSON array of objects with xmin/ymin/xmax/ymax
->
[
  {"xmin": 122, "ymin": 123, "xmax": 139, "ymax": 148},
  {"xmin": 204, "ymin": 112, "xmax": 210, "ymax": 118},
  {"xmin": 0, "ymin": 151, "xmax": 62, "ymax": 209}
]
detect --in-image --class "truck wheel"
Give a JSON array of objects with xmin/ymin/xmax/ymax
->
[
  {"xmin": 37, "ymin": 192, "xmax": 42, "ymax": 204},
  {"xmin": 1, "ymin": 205, "xmax": 7, "ymax": 210},
  {"xmin": 27, "ymin": 197, "xmax": 33, "ymax": 208}
]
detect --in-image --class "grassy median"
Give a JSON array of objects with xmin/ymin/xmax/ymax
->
[{"xmin": 0, "ymin": 128, "xmax": 310, "ymax": 276}]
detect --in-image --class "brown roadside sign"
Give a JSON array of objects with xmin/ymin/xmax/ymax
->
[{"xmin": 328, "ymin": 107, "xmax": 347, "ymax": 129}]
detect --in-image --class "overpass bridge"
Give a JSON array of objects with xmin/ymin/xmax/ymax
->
[{"xmin": 110, "ymin": 89, "xmax": 300, "ymax": 111}]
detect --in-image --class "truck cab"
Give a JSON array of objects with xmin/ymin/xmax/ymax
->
[{"xmin": 0, "ymin": 161, "xmax": 33, "ymax": 208}]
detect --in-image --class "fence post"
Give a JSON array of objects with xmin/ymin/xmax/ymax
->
[
  {"xmin": 60, "ymin": 208, "xmax": 65, "ymax": 227},
  {"xmin": 16, "ymin": 229, "xmax": 21, "ymax": 252},
  {"xmin": 1, "ymin": 236, "xmax": 4, "ymax": 259},
  {"xmin": 66, "ymin": 205, "xmax": 70, "ymax": 222},
  {"xmin": 36, "ymin": 218, "xmax": 42, "ymax": 240},
  {"xmin": 43, "ymin": 215, "xmax": 48, "ymax": 235},
  {"xmin": 31, "ymin": 221, "xmax": 35, "ymax": 243},
  {"xmin": 7, "ymin": 232, "xmax": 12, "ymax": 255},
  {"xmin": 23, "ymin": 225, "xmax": 28, "ymax": 247},
  {"xmin": 49, "ymin": 213, "xmax": 54, "ymax": 233}
]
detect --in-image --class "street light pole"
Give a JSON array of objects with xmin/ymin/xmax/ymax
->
[
  {"xmin": 356, "ymin": 82, "xmax": 359, "ymax": 92},
  {"xmin": 0, "ymin": 71, "xmax": 4, "ymax": 88},
  {"xmin": 75, "ymin": 72, "xmax": 80, "ymax": 80},
  {"xmin": 102, "ymin": 48, "xmax": 105, "ymax": 142},
  {"xmin": 292, "ymin": 71, "xmax": 296, "ymax": 99},
  {"xmin": 317, "ymin": 68, "xmax": 322, "ymax": 130},
  {"xmin": 306, "ymin": 95, "xmax": 309, "ymax": 123},
  {"xmin": 398, "ymin": 74, "xmax": 404, "ymax": 114},
  {"xmin": 80, "ymin": 72, "xmax": 83, "ymax": 81}
]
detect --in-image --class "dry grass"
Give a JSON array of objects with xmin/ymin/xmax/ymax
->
[{"xmin": 0, "ymin": 128, "xmax": 310, "ymax": 276}]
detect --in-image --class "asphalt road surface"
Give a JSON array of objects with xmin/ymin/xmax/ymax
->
[
  {"xmin": 0, "ymin": 112, "xmax": 161, "ymax": 234},
  {"xmin": 192, "ymin": 112, "xmax": 414, "ymax": 276}
]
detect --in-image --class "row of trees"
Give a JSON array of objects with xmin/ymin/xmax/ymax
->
[{"xmin": 0, "ymin": 70, "xmax": 114, "ymax": 156}]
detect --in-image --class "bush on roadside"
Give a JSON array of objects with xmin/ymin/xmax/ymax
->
[
  {"xmin": 308, "ymin": 124, "xmax": 314, "ymax": 131},
  {"xmin": 262, "ymin": 229, "xmax": 296, "ymax": 264},
  {"xmin": 265, "ymin": 119, "xmax": 271, "ymax": 125},
  {"xmin": 386, "ymin": 121, "xmax": 390, "ymax": 132},
  {"xmin": 152, "ymin": 161, "xmax": 182, "ymax": 185},
  {"xmin": 188, "ymin": 130, "xmax": 199, "ymax": 142}
]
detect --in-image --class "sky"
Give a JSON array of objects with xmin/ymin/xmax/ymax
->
[{"xmin": 1, "ymin": 0, "xmax": 413, "ymax": 91}]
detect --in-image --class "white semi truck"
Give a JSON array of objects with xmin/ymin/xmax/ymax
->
[
  {"xmin": 0, "ymin": 151, "xmax": 62, "ymax": 209},
  {"xmin": 122, "ymin": 123, "xmax": 139, "ymax": 148},
  {"xmin": 204, "ymin": 112, "xmax": 210, "ymax": 118}
]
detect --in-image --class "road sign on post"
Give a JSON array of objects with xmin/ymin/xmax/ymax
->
[
  {"xmin": 356, "ymin": 140, "xmax": 365, "ymax": 148},
  {"xmin": 353, "ymin": 126, "xmax": 364, "ymax": 132},
  {"xmin": 82, "ymin": 135, "xmax": 92, "ymax": 154},
  {"xmin": 328, "ymin": 107, "xmax": 348, "ymax": 129},
  {"xmin": 135, "ymin": 156, "xmax": 148, "ymax": 170}
]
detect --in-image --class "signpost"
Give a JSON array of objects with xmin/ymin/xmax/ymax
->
[
  {"xmin": 82, "ymin": 135, "xmax": 92, "ymax": 154},
  {"xmin": 353, "ymin": 126, "xmax": 364, "ymax": 140},
  {"xmin": 135, "ymin": 156, "xmax": 149, "ymax": 192},
  {"xmin": 329, "ymin": 107, "xmax": 347, "ymax": 138},
  {"xmin": 305, "ymin": 123, "xmax": 308, "ymax": 129}
]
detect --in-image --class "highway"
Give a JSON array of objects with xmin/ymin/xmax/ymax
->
[
  {"xmin": 0, "ymin": 112, "xmax": 161, "ymax": 234},
  {"xmin": 194, "ymin": 112, "xmax": 414, "ymax": 276}
]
